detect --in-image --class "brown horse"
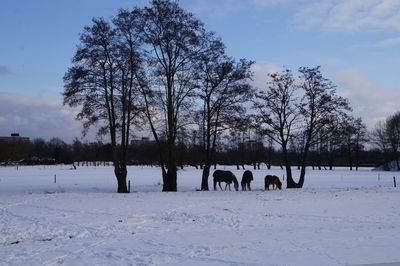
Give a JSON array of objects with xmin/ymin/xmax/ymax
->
[
  {"xmin": 265, "ymin": 175, "xmax": 282, "ymax": 190},
  {"xmin": 241, "ymin": 170, "xmax": 253, "ymax": 191},
  {"xmin": 213, "ymin": 170, "xmax": 239, "ymax": 191}
]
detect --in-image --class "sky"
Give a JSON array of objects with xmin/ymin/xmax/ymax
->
[{"xmin": 0, "ymin": 0, "xmax": 399, "ymax": 142}]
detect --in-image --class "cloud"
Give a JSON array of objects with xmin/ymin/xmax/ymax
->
[
  {"xmin": 0, "ymin": 66, "xmax": 12, "ymax": 76},
  {"xmin": 293, "ymin": 0, "xmax": 400, "ymax": 32},
  {"xmin": 251, "ymin": 65, "xmax": 399, "ymax": 130},
  {"xmin": 250, "ymin": 64, "xmax": 282, "ymax": 90},
  {"xmin": 374, "ymin": 37, "xmax": 400, "ymax": 47},
  {"xmin": 334, "ymin": 68, "xmax": 400, "ymax": 129},
  {"xmin": 0, "ymin": 93, "xmax": 94, "ymax": 142}
]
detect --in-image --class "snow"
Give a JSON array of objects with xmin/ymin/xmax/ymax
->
[{"xmin": 0, "ymin": 165, "xmax": 399, "ymax": 265}]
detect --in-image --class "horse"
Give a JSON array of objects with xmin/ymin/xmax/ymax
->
[
  {"xmin": 213, "ymin": 170, "xmax": 239, "ymax": 191},
  {"xmin": 265, "ymin": 175, "xmax": 282, "ymax": 190},
  {"xmin": 241, "ymin": 170, "xmax": 253, "ymax": 191}
]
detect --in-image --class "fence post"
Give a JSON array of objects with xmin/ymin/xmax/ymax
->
[
  {"xmin": 54, "ymin": 174, "xmax": 56, "ymax": 184},
  {"xmin": 128, "ymin": 180, "xmax": 131, "ymax": 193},
  {"xmin": 394, "ymin": 176, "xmax": 397, "ymax": 188}
]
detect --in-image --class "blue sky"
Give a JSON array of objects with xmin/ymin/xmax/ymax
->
[{"xmin": 1, "ymin": 0, "xmax": 399, "ymax": 141}]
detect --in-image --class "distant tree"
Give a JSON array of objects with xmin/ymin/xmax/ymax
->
[
  {"xmin": 48, "ymin": 138, "xmax": 68, "ymax": 162},
  {"xmin": 373, "ymin": 112, "xmax": 400, "ymax": 170},
  {"xmin": 386, "ymin": 112, "xmax": 400, "ymax": 170},
  {"xmin": 371, "ymin": 120, "xmax": 391, "ymax": 169},
  {"xmin": 351, "ymin": 117, "xmax": 368, "ymax": 170},
  {"xmin": 71, "ymin": 138, "xmax": 84, "ymax": 162},
  {"xmin": 196, "ymin": 36, "xmax": 254, "ymax": 190},
  {"xmin": 334, "ymin": 115, "xmax": 368, "ymax": 170},
  {"xmin": 31, "ymin": 138, "xmax": 48, "ymax": 158},
  {"xmin": 63, "ymin": 14, "xmax": 143, "ymax": 192}
]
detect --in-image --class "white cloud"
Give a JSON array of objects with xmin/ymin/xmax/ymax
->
[
  {"xmin": 374, "ymin": 36, "xmax": 400, "ymax": 47},
  {"xmin": 252, "ymin": 65, "xmax": 400, "ymax": 130},
  {"xmin": 250, "ymin": 64, "xmax": 282, "ymax": 90},
  {"xmin": 294, "ymin": 0, "xmax": 400, "ymax": 32},
  {"xmin": 334, "ymin": 68, "xmax": 400, "ymax": 129},
  {"xmin": 0, "ymin": 93, "xmax": 94, "ymax": 142}
]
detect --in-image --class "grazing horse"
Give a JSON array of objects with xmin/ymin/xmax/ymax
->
[
  {"xmin": 213, "ymin": 170, "xmax": 239, "ymax": 191},
  {"xmin": 241, "ymin": 170, "xmax": 254, "ymax": 191},
  {"xmin": 265, "ymin": 175, "xmax": 282, "ymax": 190}
]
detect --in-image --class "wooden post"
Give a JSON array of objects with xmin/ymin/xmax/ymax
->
[
  {"xmin": 378, "ymin": 173, "xmax": 380, "ymax": 181},
  {"xmin": 128, "ymin": 180, "xmax": 131, "ymax": 193},
  {"xmin": 394, "ymin": 176, "xmax": 397, "ymax": 188},
  {"xmin": 54, "ymin": 174, "xmax": 56, "ymax": 184},
  {"xmin": 283, "ymin": 174, "xmax": 285, "ymax": 181}
]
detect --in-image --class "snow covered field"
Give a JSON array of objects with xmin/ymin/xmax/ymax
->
[{"xmin": 0, "ymin": 165, "xmax": 399, "ymax": 266}]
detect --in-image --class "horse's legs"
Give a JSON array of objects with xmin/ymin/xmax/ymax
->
[
  {"xmin": 248, "ymin": 183, "xmax": 251, "ymax": 191},
  {"xmin": 219, "ymin": 182, "xmax": 223, "ymax": 191}
]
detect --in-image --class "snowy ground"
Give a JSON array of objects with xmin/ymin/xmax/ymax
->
[{"xmin": 0, "ymin": 165, "xmax": 399, "ymax": 266}]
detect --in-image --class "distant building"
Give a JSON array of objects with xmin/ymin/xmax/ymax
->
[{"xmin": 0, "ymin": 133, "xmax": 30, "ymax": 143}]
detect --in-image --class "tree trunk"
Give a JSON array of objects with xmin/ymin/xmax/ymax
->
[
  {"xmin": 296, "ymin": 140, "xmax": 312, "ymax": 188},
  {"xmin": 163, "ymin": 156, "xmax": 177, "ymax": 192},
  {"xmin": 115, "ymin": 163, "xmax": 128, "ymax": 193},
  {"xmin": 355, "ymin": 145, "xmax": 359, "ymax": 171},
  {"xmin": 281, "ymin": 144, "xmax": 296, "ymax": 188},
  {"xmin": 348, "ymin": 145, "xmax": 353, "ymax": 171},
  {"xmin": 201, "ymin": 165, "xmax": 210, "ymax": 191}
]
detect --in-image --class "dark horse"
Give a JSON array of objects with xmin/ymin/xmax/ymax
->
[
  {"xmin": 265, "ymin": 175, "xmax": 282, "ymax": 190},
  {"xmin": 213, "ymin": 170, "xmax": 239, "ymax": 191},
  {"xmin": 241, "ymin": 170, "xmax": 253, "ymax": 191}
]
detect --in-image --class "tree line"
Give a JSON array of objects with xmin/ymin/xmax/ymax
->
[{"xmin": 0, "ymin": 135, "xmax": 386, "ymax": 169}]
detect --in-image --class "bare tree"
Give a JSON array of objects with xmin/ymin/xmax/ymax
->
[
  {"xmin": 254, "ymin": 67, "xmax": 351, "ymax": 188},
  {"xmin": 138, "ymin": 0, "xmax": 206, "ymax": 191},
  {"xmin": 373, "ymin": 112, "xmax": 400, "ymax": 170},
  {"xmin": 386, "ymin": 112, "xmax": 400, "ymax": 170},
  {"xmin": 196, "ymin": 37, "xmax": 254, "ymax": 190},
  {"xmin": 371, "ymin": 120, "xmax": 390, "ymax": 169},
  {"xmin": 63, "ymin": 15, "xmax": 143, "ymax": 193},
  {"xmin": 294, "ymin": 66, "xmax": 351, "ymax": 188},
  {"xmin": 335, "ymin": 115, "xmax": 368, "ymax": 170},
  {"xmin": 253, "ymin": 69, "xmax": 300, "ymax": 186}
]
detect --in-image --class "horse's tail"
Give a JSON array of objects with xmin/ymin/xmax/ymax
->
[
  {"xmin": 248, "ymin": 171, "xmax": 254, "ymax": 181},
  {"xmin": 232, "ymin": 174, "xmax": 239, "ymax": 191}
]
